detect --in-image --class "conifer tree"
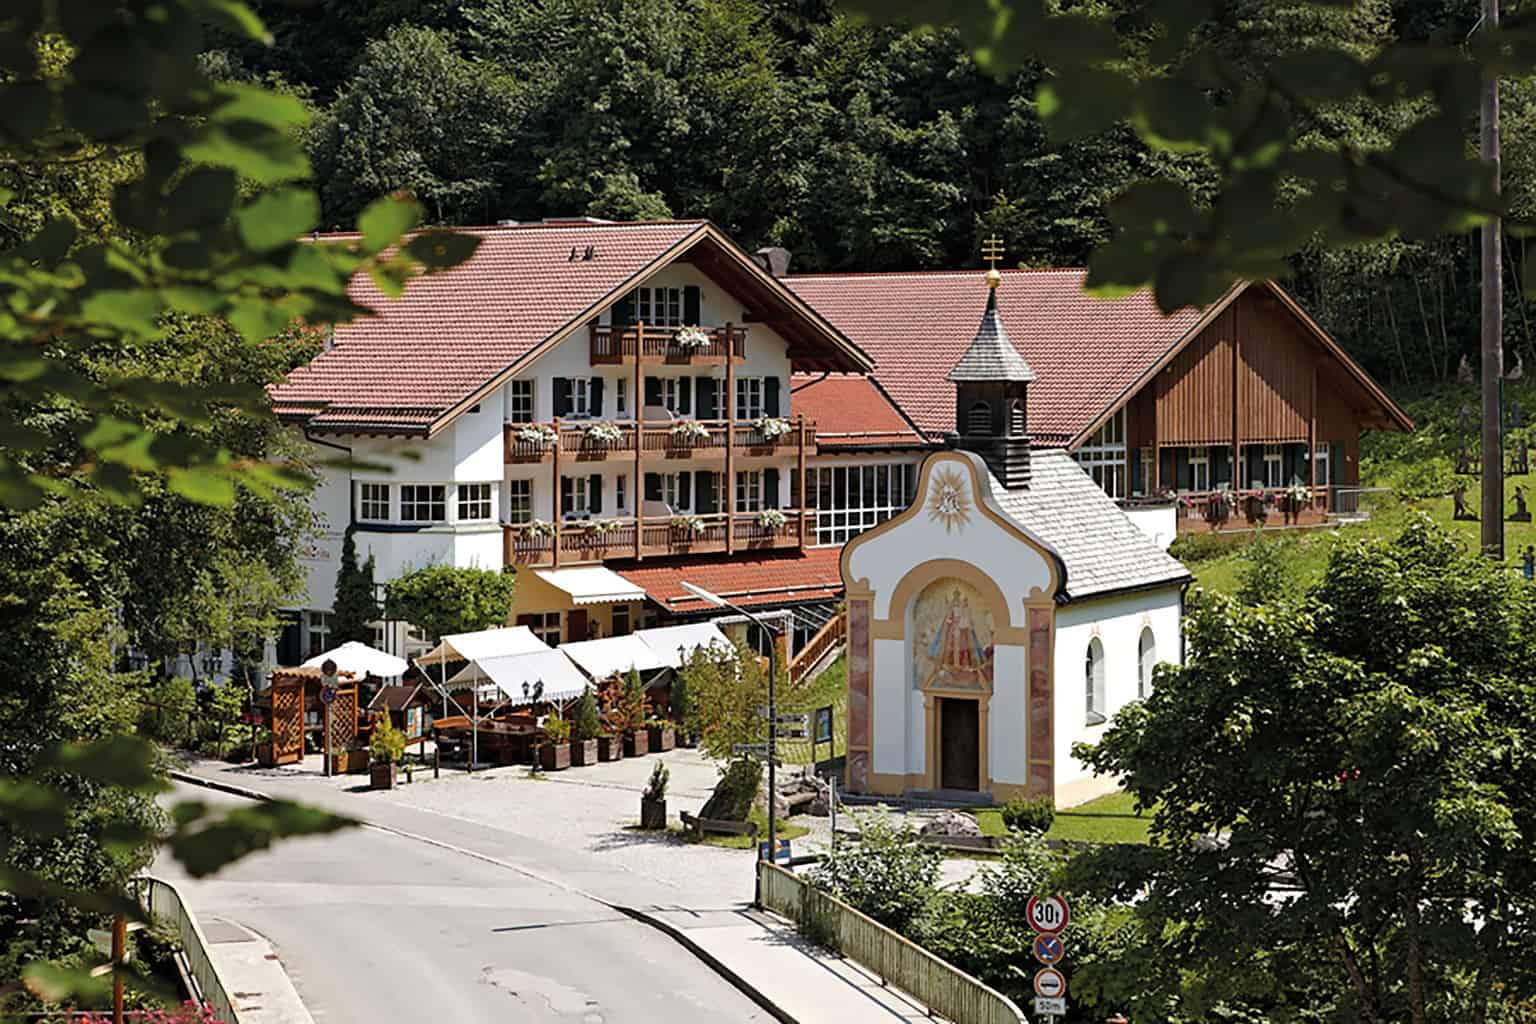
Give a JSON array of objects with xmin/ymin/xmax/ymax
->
[{"xmin": 331, "ymin": 528, "xmax": 380, "ymax": 645}]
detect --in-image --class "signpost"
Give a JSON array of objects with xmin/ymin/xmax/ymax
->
[
  {"xmin": 1033, "ymin": 996, "xmax": 1067, "ymax": 1017},
  {"xmin": 1031, "ymin": 932, "xmax": 1065, "ymax": 965},
  {"xmin": 1025, "ymin": 894, "xmax": 1071, "ymax": 934},
  {"xmin": 1025, "ymin": 894, "xmax": 1071, "ymax": 1021},
  {"xmin": 757, "ymin": 837, "xmax": 793, "ymax": 863},
  {"xmin": 733, "ymin": 742, "xmax": 773, "ymax": 759},
  {"xmin": 1033, "ymin": 967, "xmax": 1067, "ymax": 999},
  {"xmin": 319, "ymin": 659, "xmax": 337, "ymax": 778}
]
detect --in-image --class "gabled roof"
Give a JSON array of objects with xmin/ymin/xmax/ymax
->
[
  {"xmin": 785, "ymin": 271, "xmax": 1411, "ymax": 445},
  {"xmin": 948, "ymin": 287, "xmax": 1035, "ymax": 383},
  {"xmin": 271, "ymin": 220, "xmax": 873, "ymax": 435},
  {"xmin": 987, "ymin": 451, "xmax": 1191, "ymax": 601},
  {"xmin": 790, "ymin": 373, "xmax": 930, "ymax": 450},
  {"xmin": 613, "ymin": 547, "xmax": 846, "ymax": 614}
]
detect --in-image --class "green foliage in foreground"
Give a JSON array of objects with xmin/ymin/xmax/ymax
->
[
  {"xmin": 383, "ymin": 564, "xmax": 517, "ymax": 643},
  {"xmin": 1074, "ymin": 516, "xmax": 1536, "ymax": 1023}
]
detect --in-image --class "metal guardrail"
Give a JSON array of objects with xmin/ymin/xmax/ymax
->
[
  {"xmin": 134, "ymin": 877, "xmax": 239, "ymax": 1024},
  {"xmin": 758, "ymin": 862, "xmax": 1027, "ymax": 1024}
]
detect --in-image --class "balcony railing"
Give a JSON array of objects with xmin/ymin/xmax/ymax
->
[
  {"xmin": 505, "ymin": 418, "xmax": 813, "ymax": 464},
  {"xmin": 502, "ymin": 510, "xmax": 812, "ymax": 567},
  {"xmin": 1159, "ymin": 486, "xmax": 1342, "ymax": 533},
  {"xmin": 590, "ymin": 323, "xmax": 747, "ymax": 365}
]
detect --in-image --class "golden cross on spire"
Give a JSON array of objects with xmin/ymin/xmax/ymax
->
[{"xmin": 981, "ymin": 235, "xmax": 1004, "ymax": 289}]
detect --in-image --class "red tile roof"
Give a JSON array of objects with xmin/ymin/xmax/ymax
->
[
  {"xmin": 791, "ymin": 373, "xmax": 929, "ymax": 450},
  {"xmin": 614, "ymin": 547, "xmax": 846, "ymax": 614},
  {"xmin": 272, "ymin": 220, "xmax": 708, "ymax": 431},
  {"xmin": 785, "ymin": 269, "xmax": 1206, "ymax": 444}
]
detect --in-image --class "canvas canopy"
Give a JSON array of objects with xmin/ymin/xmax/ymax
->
[
  {"xmin": 561, "ymin": 634, "xmax": 668, "ymax": 680},
  {"xmin": 635, "ymin": 623, "xmax": 733, "ymax": 669},
  {"xmin": 302, "ymin": 640, "xmax": 408, "ymax": 678},
  {"xmin": 417, "ymin": 626, "xmax": 549, "ymax": 666},
  {"xmin": 446, "ymin": 649, "xmax": 591, "ymax": 706},
  {"xmin": 532, "ymin": 567, "xmax": 646, "ymax": 605}
]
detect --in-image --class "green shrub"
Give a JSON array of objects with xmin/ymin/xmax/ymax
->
[
  {"xmin": 1000, "ymin": 795, "xmax": 1055, "ymax": 835},
  {"xmin": 138, "ymin": 676, "xmax": 195, "ymax": 744},
  {"xmin": 369, "ymin": 712, "xmax": 405, "ymax": 764},
  {"xmin": 806, "ymin": 812, "xmax": 941, "ymax": 933},
  {"xmin": 1393, "ymin": 455, "xmax": 1455, "ymax": 500},
  {"xmin": 644, "ymin": 760, "xmax": 669, "ymax": 801},
  {"xmin": 571, "ymin": 687, "xmax": 601, "ymax": 742},
  {"xmin": 1168, "ymin": 529, "xmax": 1240, "ymax": 563},
  {"xmin": 544, "ymin": 714, "xmax": 571, "ymax": 743}
]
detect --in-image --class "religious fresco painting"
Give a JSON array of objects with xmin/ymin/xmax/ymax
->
[{"xmin": 913, "ymin": 579, "xmax": 995, "ymax": 691}]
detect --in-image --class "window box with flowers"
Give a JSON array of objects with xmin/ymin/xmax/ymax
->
[
  {"xmin": 584, "ymin": 421, "xmax": 625, "ymax": 448},
  {"xmin": 1281, "ymin": 483, "xmax": 1311, "ymax": 524},
  {"xmin": 516, "ymin": 424, "xmax": 557, "ymax": 449},
  {"xmin": 670, "ymin": 514, "xmax": 707, "ymax": 540},
  {"xmin": 517, "ymin": 519, "xmax": 557, "ymax": 539},
  {"xmin": 752, "ymin": 416, "xmax": 792, "ymax": 442},
  {"xmin": 671, "ymin": 420, "xmax": 712, "ymax": 446},
  {"xmin": 673, "ymin": 325, "xmax": 713, "ymax": 352},
  {"xmin": 755, "ymin": 508, "xmax": 788, "ymax": 530}
]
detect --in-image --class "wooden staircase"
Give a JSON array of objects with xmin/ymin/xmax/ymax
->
[{"xmin": 790, "ymin": 609, "xmax": 846, "ymax": 682}]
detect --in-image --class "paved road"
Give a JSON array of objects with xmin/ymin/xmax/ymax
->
[{"xmin": 155, "ymin": 783, "xmax": 769, "ymax": 1024}]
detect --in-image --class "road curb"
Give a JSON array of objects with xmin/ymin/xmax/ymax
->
[{"xmin": 169, "ymin": 769, "xmax": 798, "ymax": 1024}]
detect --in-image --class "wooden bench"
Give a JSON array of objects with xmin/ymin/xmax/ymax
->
[{"xmin": 680, "ymin": 811, "xmax": 760, "ymax": 840}]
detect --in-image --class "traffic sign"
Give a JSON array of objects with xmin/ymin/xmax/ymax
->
[
  {"xmin": 320, "ymin": 684, "xmax": 337, "ymax": 706},
  {"xmin": 758, "ymin": 838, "xmax": 793, "ymax": 863},
  {"xmin": 1025, "ymin": 893, "xmax": 1071, "ymax": 934},
  {"xmin": 733, "ymin": 742, "xmax": 771, "ymax": 757},
  {"xmin": 1031, "ymin": 932, "xmax": 1065, "ymax": 965},
  {"xmin": 774, "ymin": 712, "xmax": 809, "ymax": 727},
  {"xmin": 1034, "ymin": 996, "xmax": 1067, "ymax": 1017},
  {"xmin": 1033, "ymin": 967, "xmax": 1067, "ymax": 999},
  {"xmin": 777, "ymin": 727, "xmax": 809, "ymax": 740}
]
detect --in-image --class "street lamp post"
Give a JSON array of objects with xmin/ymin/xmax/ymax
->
[{"xmin": 681, "ymin": 581, "xmax": 780, "ymax": 905}]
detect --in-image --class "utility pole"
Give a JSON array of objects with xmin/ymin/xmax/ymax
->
[{"xmin": 1481, "ymin": 0, "xmax": 1505, "ymax": 557}]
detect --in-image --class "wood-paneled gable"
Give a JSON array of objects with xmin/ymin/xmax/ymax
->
[
  {"xmin": 1237, "ymin": 291, "xmax": 1311, "ymax": 443},
  {"xmin": 1154, "ymin": 306, "xmax": 1234, "ymax": 446}
]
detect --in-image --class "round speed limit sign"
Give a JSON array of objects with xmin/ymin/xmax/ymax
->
[{"xmin": 1025, "ymin": 894, "xmax": 1071, "ymax": 934}]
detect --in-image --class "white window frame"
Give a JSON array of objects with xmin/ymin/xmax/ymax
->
[
  {"xmin": 1313, "ymin": 443, "xmax": 1332, "ymax": 488},
  {"xmin": 456, "ymin": 482, "xmax": 493, "ymax": 523},
  {"xmin": 1085, "ymin": 637, "xmax": 1106, "ymax": 725},
  {"xmin": 1188, "ymin": 447, "xmax": 1211, "ymax": 493},
  {"xmin": 1137, "ymin": 627, "xmax": 1156, "ymax": 700},
  {"xmin": 736, "ymin": 470, "xmax": 764, "ymax": 513},
  {"xmin": 1074, "ymin": 408, "xmax": 1127, "ymax": 499},
  {"xmin": 507, "ymin": 379, "xmax": 535, "ymax": 423},
  {"xmin": 507, "ymin": 479, "xmax": 532, "ymax": 524},
  {"xmin": 735, "ymin": 377, "xmax": 765, "ymax": 420},
  {"xmin": 611, "ymin": 604, "xmax": 630, "ymax": 637},
  {"xmin": 567, "ymin": 376, "xmax": 593, "ymax": 419},
  {"xmin": 358, "ymin": 482, "xmax": 390, "ymax": 522},
  {"xmin": 634, "ymin": 286, "xmax": 684, "ymax": 327},
  {"xmin": 1263, "ymin": 444, "xmax": 1284, "ymax": 488},
  {"xmin": 807, "ymin": 462, "xmax": 915, "ymax": 545},
  {"xmin": 305, "ymin": 610, "xmax": 334, "ymax": 659},
  {"xmin": 564, "ymin": 475, "xmax": 591, "ymax": 520},
  {"xmin": 615, "ymin": 473, "xmax": 627, "ymax": 514},
  {"xmin": 661, "ymin": 473, "xmax": 689, "ymax": 512},
  {"xmin": 400, "ymin": 484, "xmax": 447, "ymax": 523},
  {"xmin": 527, "ymin": 611, "xmax": 561, "ymax": 647},
  {"xmin": 615, "ymin": 377, "xmax": 628, "ymax": 418}
]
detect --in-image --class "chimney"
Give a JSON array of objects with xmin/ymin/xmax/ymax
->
[{"xmin": 754, "ymin": 246, "xmax": 792, "ymax": 277}]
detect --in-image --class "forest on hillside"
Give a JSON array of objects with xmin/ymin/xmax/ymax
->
[{"xmin": 198, "ymin": 0, "xmax": 1536, "ymax": 389}]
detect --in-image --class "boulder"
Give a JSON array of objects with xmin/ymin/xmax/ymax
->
[{"xmin": 919, "ymin": 810, "xmax": 984, "ymax": 839}]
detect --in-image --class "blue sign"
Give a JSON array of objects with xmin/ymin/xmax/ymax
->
[
  {"xmin": 758, "ymin": 838, "xmax": 793, "ymax": 864},
  {"xmin": 1032, "ymin": 932, "xmax": 1065, "ymax": 965}
]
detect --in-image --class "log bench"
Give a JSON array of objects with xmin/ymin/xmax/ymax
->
[{"xmin": 680, "ymin": 811, "xmax": 760, "ymax": 840}]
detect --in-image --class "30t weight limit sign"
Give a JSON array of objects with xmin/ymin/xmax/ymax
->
[{"xmin": 1025, "ymin": 894, "xmax": 1071, "ymax": 934}]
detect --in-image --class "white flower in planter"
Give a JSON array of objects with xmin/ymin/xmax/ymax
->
[
  {"xmin": 674, "ymin": 325, "xmax": 712, "ymax": 350},
  {"xmin": 1285, "ymin": 483, "xmax": 1310, "ymax": 504},
  {"xmin": 753, "ymin": 416, "xmax": 792, "ymax": 440},
  {"xmin": 671, "ymin": 420, "xmax": 711, "ymax": 442},
  {"xmin": 756, "ymin": 509, "xmax": 788, "ymax": 529},
  {"xmin": 520, "ymin": 519, "xmax": 556, "ymax": 538},
  {"xmin": 585, "ymin": 422, "xmax": 625, "ymax": 446},
  {"xmin": 516, "ymin": 424, "xmax": 557, "ymax": 447},
  {"xmin": 670, "ymin": 514, "xmax": 707, "ymax": 536}
]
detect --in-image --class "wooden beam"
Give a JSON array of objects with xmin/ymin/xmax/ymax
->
[
  {"xmin": 551, "ymin": 415, "xmax": 562, "ymax": 569},
  {"xmin": 634, "ymin": 322, "xmax": 645, "ymax": 561},
  {"xmin": 725, "ymin": 323, "xmax": 735, "ymax": 556},
  {"xmin": 1231, "ymin": 309, "xmax": 1242, "ymax": 488}
]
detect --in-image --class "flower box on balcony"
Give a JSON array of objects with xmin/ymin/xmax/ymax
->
[
  {"xmin": 584, "ymin": 422, "xmax": 625, "ymax": 448},
  {"xmin": 674, "ymin": 325, "xmax": 712, "ymax": 351},
  {"xmin": 670, "ymin": 420, "xmax": 711, "ymax": 446}
]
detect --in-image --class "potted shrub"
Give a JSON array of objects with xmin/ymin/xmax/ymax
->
[
  {"xmin": 570, "ymin": 688, "xmax": 601, "ymax": 767},
  {"xmin": 646, "ymin": 716, "xmax": 676, "ymax": 752},
  {"xmin": 254, "ymin": 727, "xmax": 275, "ymax": 766},
  {"xmin": 597, "ymin": 732, "xmax": 625, "ymax": 762},
  {"xmin": 640, "ymin": 760, "xmax": 669, "ymax": 830},
  {"xmin": 369, "ymin": 712, "xmax": 405, "ymax": 790},
  {"xmin": 539, "ymin": 714, "xmax": 572, "ymax": 771},
  {"xmin": 611, "ymin": 668, "xmax": 651, "ymax": 756}
]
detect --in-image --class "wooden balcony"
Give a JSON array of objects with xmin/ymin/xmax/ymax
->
[
  {"xmin": 502, "ymin": 510, "xmax": 811, "ymax": 568},
  {"xmin": 505, "ymin": 418, "xmax": 815, "ymax": 465},
  {"xmin": 589, "ymin": 323, "xmax": 747, "ymax": 365},
  {"xmin": 1161, "ymin": 487, "xmax": 1334, "ymax": 534}
]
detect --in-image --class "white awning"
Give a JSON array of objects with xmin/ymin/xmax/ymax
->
[
  {"xmin": 447, "ymin": 649, "xmax": 591, "ymax": 706},
  {"xmin": 532, "ymin": 567, "xmax": 647, "ymax": 606},
  {"xmin": 417, "ymin": 626, "xmax": 549, "ymax": 666},
  {"xmin": 561, "ymin": 634, "xmax": 668, "ymax": 681},
  {"xmin": 635, "ymin": 623, "xmax": 733, "ymax": 669},
  {"xmin": 301, "ymin": 641, "xmax": 408, "ymax": 678}
]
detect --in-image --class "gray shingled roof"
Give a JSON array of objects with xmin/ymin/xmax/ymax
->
[
  {"xmin": 988, "ymin": 450, "xmax": 1191, "ymax": 601},
  {"xmin": 948, "ymin": 288, "xmax": 1036, "ymax": 383}
]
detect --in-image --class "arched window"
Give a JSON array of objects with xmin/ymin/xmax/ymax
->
[
  {"xmin": 1138, "ymin": 627, "xmax": 1156, "ymax": 699},
  {"xmin": 1085, "ymin": 637, "xmax": 1106, "ymax": 725},
  {"xmin": 1008, "ymin": 399, "xmax": 1025, "ymax": 435},
  {"xmin": 966, "ymin": 401, "xmax": 993, "ymax": 435}
]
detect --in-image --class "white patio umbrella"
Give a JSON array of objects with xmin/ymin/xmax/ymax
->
[{"xmin": 301, "ymin": 640, "xmax": 408, "ymax": 679}]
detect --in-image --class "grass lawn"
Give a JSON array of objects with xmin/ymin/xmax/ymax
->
[
  {"xmin": 683, "ymin": 807, "xmax": 812, "ymax": 850},
  {"xmin": 972, "ymin": 790, "xmax": 1155, "ymax": 845},
  {"xmin": 1185, "ymin": 480, "xmax": 1536, "ymax": 598},
  {"xmin": 778, "ymin": 654, "xmax": 848, "ymax": 766}
]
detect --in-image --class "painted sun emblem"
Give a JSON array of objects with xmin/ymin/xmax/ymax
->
[{"xmin": 927, "ymin": 466, "xmax": 972, "ymax": 532}]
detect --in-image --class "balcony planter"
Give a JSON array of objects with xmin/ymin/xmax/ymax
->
[
  {"xmin": 624, "ymin": 728, "xmax": 650, "ymax": 757},
  {"xmin": 538, "ymin": 742, "xmax": 572, "ymax": 772},
  {"xmin": 329, "ymin": 749, "xmax": 369, "ymax": 775},
  {"xmin": 640, "ymin": 796, "xmax": 668, "ymax": 830},
  {"xmin": 369, "ymin": 762, "xmax": 398, "ymax": 790},
  {"xmin": 570, "ymin": 738, "xmax": 599, "ymax": 766},
  {"xmin": 647, "ymin": 724, "xmax": 676, "ymax": 752},
  {"xmin": 597, "ymin": 735, "xmax": 625, "ymax": 762}
]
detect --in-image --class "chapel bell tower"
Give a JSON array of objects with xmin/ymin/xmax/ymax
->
[{"xmin": 948, "ymin": 237, "xmax": 1035, "ymax": 490}]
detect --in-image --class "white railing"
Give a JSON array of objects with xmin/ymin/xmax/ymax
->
[
  {"xmin": 135, "ymin": 876, "xmax": 239, "ymax": 1024},
  {"xmin": 758, "ymin": 862, "xmax": 1026, "ymax": 1024}
]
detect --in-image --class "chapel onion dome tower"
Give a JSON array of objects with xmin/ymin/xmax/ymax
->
[{"xmin": 947, "ymin": 264, "xmax": 1036, "ymax": 490}]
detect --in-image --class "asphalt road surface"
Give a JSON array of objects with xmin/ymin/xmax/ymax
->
[{"xmin": 155, "ymin": 783, "xmax": 769, "ymax": 1024}]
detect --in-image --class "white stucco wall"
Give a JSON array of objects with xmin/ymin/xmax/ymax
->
[
  {"xmin": 1121, "ymin": 504, "xmax": 1178, "ymax": 551},
  {"xmin": 871, "ymin": 637, "xmax": 909, "ymax": 778},
  {"xmin": 989, "ymin": 644, "xmax": 1030, "ymax": 788},
  {"xmin": 1052, "ymin": 587, "xmax": 1183, "ymax": 805}
]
